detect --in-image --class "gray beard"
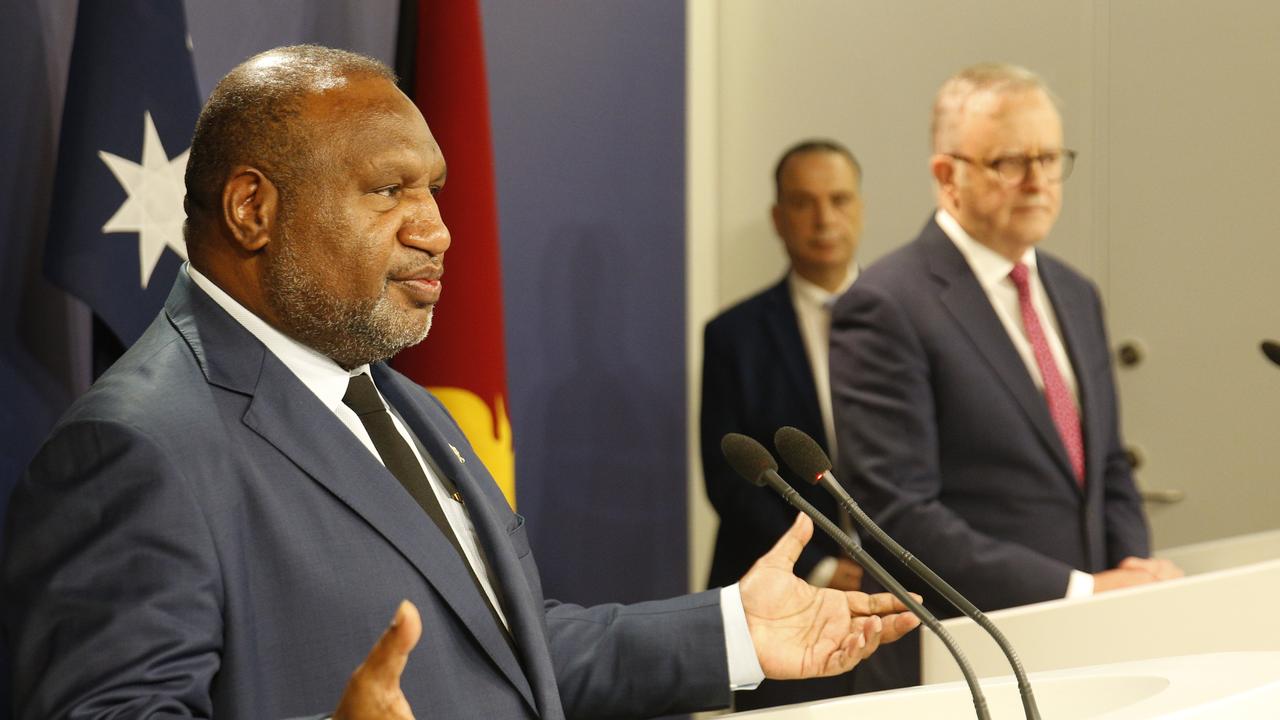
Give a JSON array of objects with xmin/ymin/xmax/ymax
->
[{"xmin": 263, "ymin": 235, "xmax": 432, "ymax": 370}]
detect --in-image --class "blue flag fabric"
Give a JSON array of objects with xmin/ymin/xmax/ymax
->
[{"xmin": 44, "ymin": 1, "xmax": 201, "ymax": 347}]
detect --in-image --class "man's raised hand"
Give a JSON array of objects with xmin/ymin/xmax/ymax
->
[
  {"xmin": 334, "ymin": 600, "xmax": 422, "ymax": 720},
  {"xmin": 739, "ymin": 513, "xmax": 919, "ymax": 679}
]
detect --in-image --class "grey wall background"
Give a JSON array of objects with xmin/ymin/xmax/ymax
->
[{"xmin": 690, "ymin": 0, "xmax": 1280, "ymax": 573}]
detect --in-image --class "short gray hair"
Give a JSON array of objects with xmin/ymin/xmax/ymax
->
[{"xmin": 931, "ymin": 63, "xmax": 1059, "ymax": 151}]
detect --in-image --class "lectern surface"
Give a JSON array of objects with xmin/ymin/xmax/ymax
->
[{"xmin": 729, "ymin": 651, "xmax": 1280, "ymax": 719}]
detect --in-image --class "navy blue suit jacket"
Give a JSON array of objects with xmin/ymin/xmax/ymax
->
[
  {"xmin": 701, "ymin": 278, "xmax": 857, "ymax": 709},
  {"xmin": 701, "ymin": 278, "xmax": 842, "ymax": 588},
  {"xmin": 830, "ymin": 218, "xmax": 1150, "ymax": 689},
  {"xmin": 1, "ymin": 272, "xmax": 729, "ymax": 719}
]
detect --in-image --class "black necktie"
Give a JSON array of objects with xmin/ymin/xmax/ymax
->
[
  {"xmin": 341, "ymin": 373, "xmax": 513, "ymax": 639},
  {"xmin": 342, "ymin": 373, "xmax": 464, "ymax": 556}
]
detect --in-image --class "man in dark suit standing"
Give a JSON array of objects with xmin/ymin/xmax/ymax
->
[
  {"xmin": 830, "ymin": 63, "xmax": 1181, "ymax": 693},
  {"xmin": 1, "ymin": 46, "xmax": 919, "ymax": 719},
  {"xmin": 702, "ymin": 139, "xmax": 868, "ymax": 710}
]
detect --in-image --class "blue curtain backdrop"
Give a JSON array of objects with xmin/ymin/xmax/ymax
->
[
  {"xmin": 483, "ymin": 1, "xmax": 689, "ymax": 606},
  {"xmin": 1, "ymin": 1, "xmax": 687, "ymax": 712}
]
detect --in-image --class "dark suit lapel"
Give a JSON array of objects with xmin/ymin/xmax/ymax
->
[
  {"xmin": 762, "ymin": 280, "xmax": 825, "ymax": 435},
  {"xmin": 242, "ymin": 363, "xmax": 536, "ymax": 711},
  {"xmin": 165, "ymin": 274, "xmax": 538, "ymax": 713},
  {"xmin": 375, "ymin": 367, "xmax": 556, "ymax": 716},
  {"xmin": 921, "ymin": 225, "xmax": 1079, "ymax": 487}
]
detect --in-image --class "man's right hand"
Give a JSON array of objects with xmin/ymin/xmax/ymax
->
[
  {"xmin": 740, "ymin": 514, "xmax": 919, "ymax": 680},
  {"xmin": 334, "ymin": 600, "xmax": 422, "ymax": 720}
]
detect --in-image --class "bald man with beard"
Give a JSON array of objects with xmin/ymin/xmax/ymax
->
[{"xmin": 1, "ymin": 45, "xmax": 917, "ymax": 719}]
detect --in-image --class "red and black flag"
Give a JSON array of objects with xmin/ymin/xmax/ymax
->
[{"xmin": 394, "ymin": 0, "xmax": 515, "ymax": 506}]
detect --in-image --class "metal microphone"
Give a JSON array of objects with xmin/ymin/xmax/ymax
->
[
  {"xmin": 773, "ymin": 425, "xmax": 1040, "ymax": 720},
  {"xmin": 720, "ymin": 433, "xmax": 991, "ymax": 720}
]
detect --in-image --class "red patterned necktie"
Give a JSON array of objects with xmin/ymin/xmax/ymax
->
[{"xmin": 1009, "ymin": 263, "xmax": 1085, "ymax": 486}]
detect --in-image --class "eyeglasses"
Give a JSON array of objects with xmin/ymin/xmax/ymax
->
[{"xmin": 946, "ymin": 149, "xmax": 1077, "ymax": 184}]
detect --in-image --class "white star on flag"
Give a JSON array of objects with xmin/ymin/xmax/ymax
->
[{"xmin": 99, "ymin": 111, "xmax": 190, "ymax": 289}]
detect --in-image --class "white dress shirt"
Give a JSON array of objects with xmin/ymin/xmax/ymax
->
[
  {"xmin": 186, "ymin": 264, "xmax": 766, "ymax": 687},
  {"xmin": 188, "ymin": 264, "xmax": 514, "ymax": 627},
  {"xmin": 787, "ymin": 265, "xmax": 858, "ymax": 589},
  {"xmin": 788, "ymin": 265, "xmax": 859, "ymax": 460},
  {"xmin": 935, "ymin": 210, "xmax": 1094, "ymax": 598}
]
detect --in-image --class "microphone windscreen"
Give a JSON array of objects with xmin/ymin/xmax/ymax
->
[
  {"xmin": 774, "ymin": 426, "xmax": 831, "ymax": 482},
  {"xmin": 720, "ymin": 433, "xmax": 777, "ymax": 487},
  {"xmin": 1262, "ymin": 340, "xmax": 1280, "ymax": 367}
]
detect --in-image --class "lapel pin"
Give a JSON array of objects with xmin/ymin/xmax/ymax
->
[{"xmin": 448, "ymin": 443, "xmax": 466, "ymax": 464}]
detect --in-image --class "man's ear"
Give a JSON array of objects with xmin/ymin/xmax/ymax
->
[
  {"xmin": 930, "ymin": 154, "xmax": 956, "ymax": 189},
  {"xmin": 770, "ymin": 202, "xmax": 784, "ymax": 237},
  {"xmin": 222, "ymin": 167, "xmax": 278, "ymax": 252},
  {"xmin": 930, "ymin": 154, "xmax": 959, "ymax": 205}
]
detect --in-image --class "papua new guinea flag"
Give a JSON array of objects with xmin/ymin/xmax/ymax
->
[{"xmin": 394, "ymin": 0, "xmax": 516, "ymax": 507}]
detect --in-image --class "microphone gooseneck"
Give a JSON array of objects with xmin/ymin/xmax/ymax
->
[
  {"xmin": 720, "ymin": 433, "xmax": 991, "ymax": 720},
  {"xmin": 773, "ymin": 426, "xmax": 1041, "ymax": 720}
]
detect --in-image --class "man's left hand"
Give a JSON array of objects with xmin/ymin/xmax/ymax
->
[
  {"xmin": 740, "ymin": 513, "xmax": 920, "ymax": 679},
  {"xmin": 1118, "ymin": 556, "xmax": 1184, "ymax": 581}
]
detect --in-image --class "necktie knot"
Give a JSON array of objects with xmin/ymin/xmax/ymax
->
[
  {"xmin": 1009, "ymin": 262, "xmax": 1031, "ymax": 294},
  {"xmin": 343, "ymin": 373, "xmax": 385, "ymax": 416}
]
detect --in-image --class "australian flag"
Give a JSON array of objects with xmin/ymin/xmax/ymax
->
[{"xmin": 44, "ymin": 1, "xmax": 201, "ymax": 355}]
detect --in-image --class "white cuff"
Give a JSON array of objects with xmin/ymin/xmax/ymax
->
[
  {"xmin": 1065, "ymin": 569, "xmax": 1095, "ymax": 598},
  {"xmin": 721, "ymin": 584, "xmax": 765, "ymax": 691},
  {"xmin": 807, "ymin": 556, "xmax": 839, "ymax": 587}
]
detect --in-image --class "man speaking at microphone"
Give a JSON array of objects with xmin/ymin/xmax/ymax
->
[
  {"xmin": 1, "ymin": 45, "xmax": 918, "ymax": 719},
  {"xmin": 829, "ymin": 63, "xmax": 1180, "ymax": 692}
]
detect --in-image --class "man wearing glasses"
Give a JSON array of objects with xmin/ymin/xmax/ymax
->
[{"xmin": 828, "ymin": 63, "xmax": 1182, "ymax": 692}]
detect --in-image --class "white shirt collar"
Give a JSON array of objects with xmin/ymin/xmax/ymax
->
[
  {"xmin": 185, "ymin": 263, "xmax": 370, "ymax": 411},
  {"xmin": 935, "ymin": 208, "xmax": 1038, "ymax": 292},
  {"xmin": 787, "ymin": 264, "xmax": 860, "ymax": 310}
]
